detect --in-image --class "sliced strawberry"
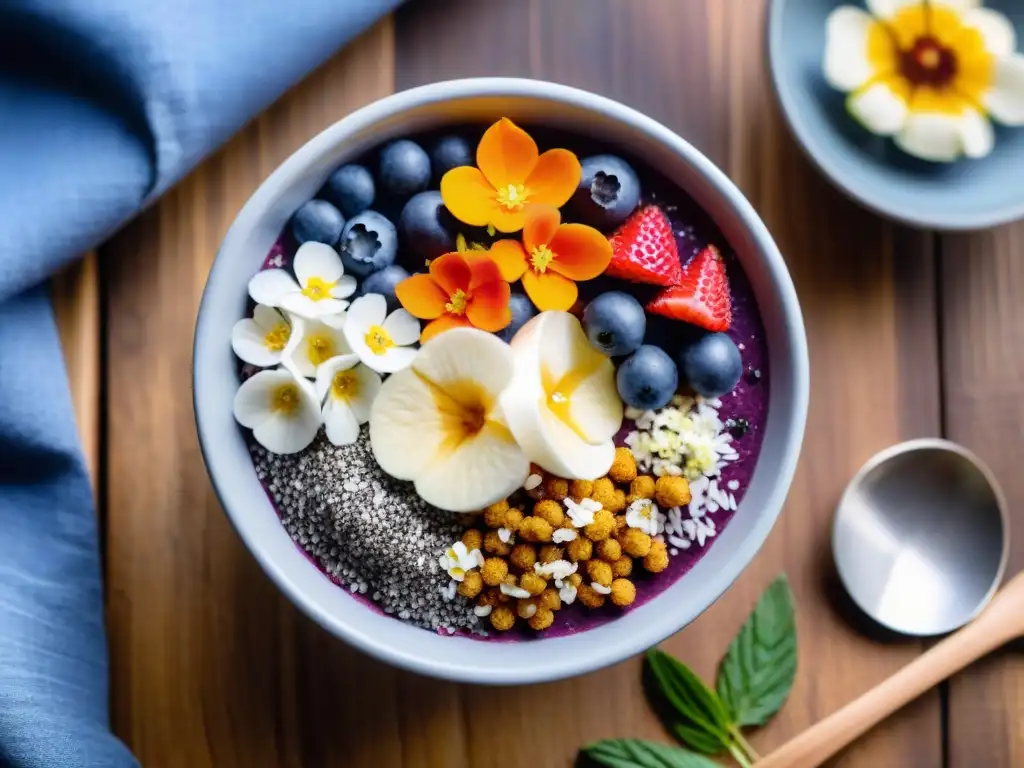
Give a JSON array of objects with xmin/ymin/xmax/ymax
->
[
  {"xmin": 606, "ymin": 205, "xmax": 684, "ymax": 286},
  {"xmin": 646, "ymin": 245, "xmax": 731, "ymax": 331}
]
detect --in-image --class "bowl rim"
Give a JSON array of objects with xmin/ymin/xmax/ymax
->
[
  {"xmin": 766, "ymin": 0, "xmax": 1024, "ymax": 231},
  {"xmin": 194, "ymin": 77, "xmax": 810, "ymax": 684}
]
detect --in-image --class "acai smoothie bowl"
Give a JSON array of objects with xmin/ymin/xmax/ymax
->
[{"xmin": 194, "ymin": 79, "xmax": 809, "ymax": 684}]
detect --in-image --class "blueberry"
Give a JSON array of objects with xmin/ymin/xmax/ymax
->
[
  {"xmin": 360, "ymin": 264, "xmax": 410, "ymax": 312},
  {"xmin": 323, "ymin": 164, "xmax": 375, "ymax": 218},
  {"xmin": 678, "ymin": 332, "xmax": 743, "ymax": 399},
  {"xmin": 616, "ymin": 345, "xmax": 678, "ymax": 411},
  {"xmin": 399, "ymin": 191, "xmax": 455, "ymax": 263},
  {"xmin": 430, "ymin": 135, "xmax": 474, "ymax": 182},
  {"xmin": 582, "ymin": 291, "xmax": 646, "ymax": 357},
  {"xmin": 290, "ymin": 199, "xmax": 344, "ymax": 246},
  {"xmin": 339, "ymin": 210, "xmax": 398, "ymax": 277},
  {"xmin": 497, "ymin": 293, "xmax": 537, "ymax": 342},
  {"xmin": 378, "ymin": 140, "xmax": 431, "ymax": 199},
  {"xmin": 571, "ymin": 154, "xmax": 641, "ymax": 229}
]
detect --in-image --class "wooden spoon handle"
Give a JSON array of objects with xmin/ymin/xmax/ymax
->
[{"xmin": 755, "ymin": 576, "xmax": 1024, "ymax": 768}]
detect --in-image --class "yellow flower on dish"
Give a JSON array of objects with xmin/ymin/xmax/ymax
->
[
  {"xmin": 440, "ymin": 118, "xmax": 581, "ymax": 232},
  {"xmin": 824, "ymin": 0, "xmax": 1024, "ymax": 162}
]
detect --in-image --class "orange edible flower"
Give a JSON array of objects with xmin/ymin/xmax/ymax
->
[
  {"xmin": 396, "ymin": 251, "xmax": 512, "ymax": 343},
  {"xmin": 440, "ymin": 118, "xmax": 581, "ymax": 233},
  {"xmin": 487, "ymin": 205, "xmax": 612, "ymax": 312}
]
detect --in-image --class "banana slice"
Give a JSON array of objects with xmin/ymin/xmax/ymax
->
[
  {"xmin": 501, "ymin": 311, "xmax": 622, "ymax": 480},
  {"xmin": 369, "ymin": 327, "xmax": 529, "ymax": 513}
]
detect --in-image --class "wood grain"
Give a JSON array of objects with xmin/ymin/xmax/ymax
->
[
  {"xmin": 940, "ymin": 223, "xmax": 1024, "ymax": 768},
  {"xmin": 100, "ymin": 20, "xmax": 400, "ymax": 768},
  {"xmin": 51, "ymin": 252, "xmax": 100, "ymax": 494}
]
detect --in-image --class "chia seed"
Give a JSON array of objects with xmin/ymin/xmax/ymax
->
[{"xmin": 249, "ymin": 429, "xmax": 479, "ymax": 634}]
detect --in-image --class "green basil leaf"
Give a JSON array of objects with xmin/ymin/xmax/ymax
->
[
  {"xmin": 583, "ymin": 739, "xmax": 724, "ymax": 768},
  {"xmin": 645, "ymin": 650, "xmax": 733, "ymax": 754},
  {"xmin": 716, "ymin": 573, "xmax": 798, "ymax": 727}
]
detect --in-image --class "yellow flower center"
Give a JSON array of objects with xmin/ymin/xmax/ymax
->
[
  {"xmin": 331, "ymin": 369, "xmax": 360, "ymax": 401},
  {"xmin": 866, "ymin": 5, "xmax": 994, "ymax": 114},
  {"xmin": 365, "ymin": 325, "xmax": 394, "ymax": 355},
  {"xmin": 530, "ymin": 245, "xmax": 555, "ymax": 273},
  {"xmin": 306, "ymin": 334, "xmax": 335, "ymax": 366},
  {"xmin": 445, "ymin": 288, "xmax": 468, "ymax": 315},
  {"xmin": 422, "ymin": 375, "xmax": 501, "ymax": 456},
  {"xmin": 302, "ymin": 276, "xmax": 335, "ymax": 302},
  {"xmin": 271, "ymin": 383, "xmax": 301, "ymax": 415},
  {"xmin": 263, "ymin": 323, "xmax": 290, "ymax": 351},
  {"xmin": 541, "ymin": 359, "xmax": 604, "ymax": 442},
  {"xmin": 496, "ymin": 183, "xmax": 528, "ymax": 211}
]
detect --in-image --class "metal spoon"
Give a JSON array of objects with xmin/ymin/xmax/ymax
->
[{"xmin": 756, "ymin": 439, "xmax": 1015, "ymax": 768}]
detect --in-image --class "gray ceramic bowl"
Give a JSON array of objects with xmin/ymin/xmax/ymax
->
[
  {"xmin": 193, "ymin": 78, "xmax": 809, "ymax": 685},
  {"xmin": 769, "ymin": 0, "xmax": 1024, "ymax": 230}
]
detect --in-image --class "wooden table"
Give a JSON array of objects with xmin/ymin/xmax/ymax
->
[{"xmin": 52, "ymin": 1, "xmax": 1024, "ymax": 765}]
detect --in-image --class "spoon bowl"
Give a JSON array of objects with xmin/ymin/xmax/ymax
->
[{"xmin": 832, "ymin": 438, "xmax": 1009, "ymax": 636}]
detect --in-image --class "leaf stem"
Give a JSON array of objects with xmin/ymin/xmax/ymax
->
[
  {"xmin": 729, "ymin": 725, "xmax": 761, "ymax": 762},
  {"xmin": 728, "ymin": 742, "xmax": 753, "ymax": 768}
]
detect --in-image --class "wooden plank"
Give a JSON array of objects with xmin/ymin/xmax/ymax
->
[
  {"xmin": 100, "ymin": 20, "xmax": 399, "ymax": 767},
  {"xmin": 51, "ymin": 252, "xmax": 101, "ymax": 496},
  {"xmin": 393, "ymin": 1, "xmax": 943, "ymax": 766},
  {"xmin": 940, "ymin": 223, "xmax": 1024, "ymax": 768}
]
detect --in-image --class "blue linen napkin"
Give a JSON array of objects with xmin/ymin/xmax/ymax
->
[{"xmin": 0, "ymin": 2, "xmax": 400, "ymax": 765}]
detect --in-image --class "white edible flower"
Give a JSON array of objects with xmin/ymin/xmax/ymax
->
[
  {"xmin": 591, "ymin": 582, "xmax": 612, "ymax": 595},
  {"xmin": 823, "ymin": 0, "xmax": 1024, "ymax": 162},
  {"xmin": 231, "ymin": 305, "xmax": 298, "ymax": 367},
  {"xmin": 497, "ymin": 527, "xmax": 513, "ymax": 544},
  {"xmin": 285, "ymin": 317, "xmax": 352, "ymax": 378},
  {"xmin": 520, "ymin": 602, "xmax": 537, "ymax": 619},
  {"xmin": 534, "ymin": 559, "xmax": 577, "ymax": 581},
  {"xmin": 438, "ymin": 541, "xmax": 484, "ymax": 582},
  {"xmin": 314, "ymin": 355, "xmax": 382, "ymax": 446},
  {"xmin": 552, "ymin": 527, "xmax": 577, "ymax": 543},
  {"xmin": 474, "ymin": 604, "xmax": 493, "ymax": 617},
  {"xmin": 500, "ymin": 583, "xmax": 531, "ymax": 599},
  {"xmin": 626, "ymin": 498, "xmax": 665, "ymax": 536},
  {"xmin": 523, "ymin": 473, "xmax": 543, "ymax": 491},
  {"xmin": 343, "ymin": 293, "xmax": 419, "ymax": 374},
  {"xmin": 233, "ymin": 367, "xmax": 322, "ymax": 454},
  {"xmin": 564, "ymin": 497, "xmax": 601, "ymax": 528},
  {"xmin": 247, "ymin": 242, "xmax": 357, "ymax": 319}
]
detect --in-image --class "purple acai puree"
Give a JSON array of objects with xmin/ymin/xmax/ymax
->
[{"xmin": 246, "ymin": 126, "xmax": 770, "ymax": 640}]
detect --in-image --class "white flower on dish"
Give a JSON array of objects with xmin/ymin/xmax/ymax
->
[
  {"xmin": 564, "ymin": 497, "xmax": 601, "ymax": 528},
  {"xmin": 233, "ymin": 366, "xmax": 322, "ymax": 454},
  {"xmin": 231, "ymin": 304, "xmax": 299, "ymax": 368},
  {"xmin": 343, "ymin": 293, "xmax": 419, "ymax": 374},
  {"xmin": 285, "ymin": 317, "xmax": 352, "ymax": 378},
  {"xmin": 591, "ymin": 582, "xmax": 612, "ymax": 595},
  {"xmin": 438, "ymin": 541, "xmax": 484, "ymax": 582},
  {"xmin": 314, "ymin": 355, "xmax": 381, "ymax": 446},
  {"xmin": 823, "ymin": 0, "xmax": 1024, "ymax": 162},
  {"xmin": 247, "ymin": 242, "xmax": 357, "ymax": 319},
  {"xmin": 626, "ymin": 498, "xmax": 665, "ymax": 536}
]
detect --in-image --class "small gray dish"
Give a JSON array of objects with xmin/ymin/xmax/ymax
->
[{"xmin": 768, "ymin": 0, "xmax": 1024, "ymax": 230}]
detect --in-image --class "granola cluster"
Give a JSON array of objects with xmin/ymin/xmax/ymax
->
[{"xmin": 455, "ymin": 447, "xmax": 691, "ymax": 633}]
